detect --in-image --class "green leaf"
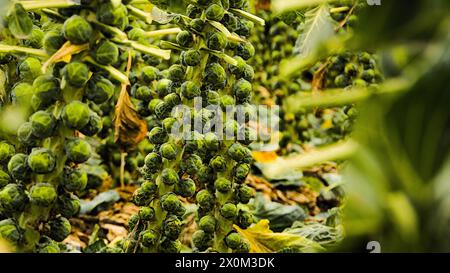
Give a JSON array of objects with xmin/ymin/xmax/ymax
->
[
  {"xmin": 7, "ymin": 3, "xmax": 33, "ymax": 39},
  {"xmin": 272, "ymin": 0, "xmax": 334, "ymax": 14},
  {"xmin": 79, "ymin": 190, "xmax": 120, "ymax": 215},
  {"xmin": 284, "ymin": 221, "xmax": 343, "ymax": 247}
]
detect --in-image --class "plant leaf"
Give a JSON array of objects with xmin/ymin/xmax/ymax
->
[
  {"xmin": 7, "ymin": 3, "xmax": 33, "ymax": 39},
  {"xmin": 42, "ymin": 41, "xmax": 89, "ymax": 72},
  {"xmin": 234, "ymin": 220, "xmax": 324, "ymax": 253}
]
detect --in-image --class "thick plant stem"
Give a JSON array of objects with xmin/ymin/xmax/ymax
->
[{"xmin": 19, "ymin": 0, "xmax": 78, "ymax": 10}]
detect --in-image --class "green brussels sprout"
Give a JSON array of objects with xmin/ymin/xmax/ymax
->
[
  {"xmin": 148, "ymin": 127, "xmax": 168, "ymax": 144},
  {"xmin": 181, "ymin": 81, "xmax": 201, "ymax": 100},
  {"xmin": 181, "ymin": 50, "xmax": 201, "ymax": 66},
  {"xmin": 80, "ymin": 112, "xmax": 103, "ymax": 137},
  {"xmin": 205, "ymin": 4, "xmax": 225, "ymax": 21},
  {"xmin": 0, "ymin": 170, "xmax": 11, "ymax": 189},
  {"xmin": 139, "ymin": 206, "xmax": 155, "ymax": 221},
  {"xmin": 233, "ymin": 79, "xmax": 252, "ymax": 103},
  {"xmin": 334, "ymin": 74, "xmax": 349, "ymax": 87},
  {"xmin": 182, "ymin": 132, "xmax": 204, "ymax": 153},
  {"xmin": 233, "ymin": 163, "xmax": 250, "ymax": 182},
  {"xmin": 180, "ymin": 154, "xmax": 202, "ymax": 175},
  {"xmin": 128, "ymin": 213, "xmax": 140, "ymax": 230},
  {"xmin": 27, "ymin": 27, "xmax": 44, "ymax": 48},
  {"xmin": 189, "ymin": 18, "xmax": 205, "ymax": 33},
  {"xmin": 0, "ymin": 184, "xmax": 28, "ymax": 213},
  {"xmin": 161, "ymin": 193, "xmax": 182, "ymax": 213},
  {"xmin": 203, "ymin": 63, "xmax": 226, "ymax": 90},
  {"xmin": 86, "ymin": 76, "xmax": 115, "ymax": 104},
  {"xmin": 236, "ymin": 19, "xmax": 253, "ymax": 38},
  {"xmin": 220, "ymin": 203, "xmax": 237, "ymax": 219},
  {"xmin": 156, "ymin": 79, "xmax": 174, "ymax": 97},
  {"xmin": 163, "ymin": 215, "xmax": 182, "ymax": 239},
  {"xmin": 214, "ymin": 177, "xmax": 232, "ymax": 193},
  {"xmin": 62, "ymin": 101, "xmax": 91, "ymax": 130},
  {"xmin": 204, "ymin": 132, "xmax": 220, "ymax": 151},
  {"xmin": 225, "ymin": 232, "xmax": 242, "ymax": 249},
  {"xmin": 128, "ymin": 27, "xmax": 145, "ymax": 41},
  {"xmin": 57, "ymin": 193, "xmax": 81, "ymax": 218},
  {"xmin": 27, "ymin": 148, "xmax": 56, "ymax": 174},
  {"xmin": 198, "ymin": 215, "xmax": 217, "ymax": 233},
  {"xmin": 11, "ymin": 82, "xmax": 33, "ymax": 105},
  {"xmin": 65, "ymin": 138, "xmax": 92, "ymax": 163},
  {"xmin": 234, "ymin": 241, "xmax": 250, "ymax": 253},
  {"xmin": 196, "ymin": 190, "xmax": 214, "ymax": 211},
  {"xmin": 0, "ymin": 219, "xmax": 21, "ymax": 244},
  {"xmin": 141, "ymin": 66, "xmax": 160, "ymax": 83},
  {"xmin": 64, "ymin": 62, "xmax": 90, "ymax": 87},
  {"xmin": 19, "ymin": 57, "xmax": 42, "ymax": 81},
  {"xmin": 94, "ymin": 40, "xmax": 119, "ymax": 65},
  {"xmin": 133, "ymin": 187, "xmax": 152, "ymax": 206},
  {"xmin": 7, "ymin": 153, "xmax": 31, "ymax": 181},
  {"xmin": 198, "ymin": 165, "xmax": 216, "ymax": 184},
  {"xmin": 344, "ymin": 63, "xmax": 358, "ymax": 77},
  {"xmin": 144, "ymin": 152, "xmax": 162, "ymax": 170},
  {"xmin": 236, "ymin": 184, "xmax": 254, "ymax": 204},
  {"xmin": 140, "ymin": 229, "xmax": 158, "ymax": 247},
  {"xmin": 209, "ymin": 155, "xmax": 227, "ymax": 172},
  {"xmin": 97, "ymin": 2, "xmax": 128, "ymax": 29},
  {"xmin": 159, "ymin": 143, "xmax": 178, "ymax": 160},
  {"xmin": 353, "ymin": 79, "xmax": 367, "ymax": 87},
  {"xmin": 37, "ymin": 238, "xmax": 61, "ymax": 253},
  {"xmin": 17, "ymin": 122, "xmax": 39, "ymax": 147},
  {"xmin": 168, "ymin": 64, "xmax": 186, "ymax": 83},
  {"xmin": 43, "ymin": 30, "xmax": 65, "ymax": 54},
  {"xmin": 227, "ymin": 143, "xmax": 252, "ymax": 163},
  {"xmin": 141, "ymin": 180, "xmax": 158, "ymax": 195},
  {"xmin": 361, "ymin": 69, "xmax": 375, "ymax": 82},
  {"xmin": 30, "ymin": 111, "xmax": 55, "ymax": 138},
  {"xmin": 63, "ymin": 15, "xmax": 93, "ymax": 44},
  {"xmin": 236, "ymin": 209, "xmax": 253, "ymax": 228},
  {"xmin": 229, "ymin": 56, "xmax": 254, "ymax": 81},
  {"xmin": 162, "ymin": 117, "xmax": 178, "ymax": 133},
  {"xmin": 230, "ymin": 0, "xmax": 245, "ymax": 8},
  {"xmin": 176, "ymin": 30, "xmax": 194, "ymax": 48},
  {"xmin": 48, "ymin": 216, "xmax": 71, "ymax": 242},
  {"xmin": 236, "ymin": 42, "xmax": 255, "ymax": 60},
  {"xmin": 174, "ymin": 178, "xmax": 196, "ymax": 198},
  {"xmin": 62, "ymin": 166, "xmax": 88, "ymax": 192},
  {"xmin": 29, "ymin": 183, "xmax": 57, "ymax": 207},
  {"xmin": 222, "ymin": 14, "xmax": 239, "ymax": 31},
  {"xmin": 192, "ymin": 230, "xmax": 213, "ymax": 251},
  {"xmin": 207, "ymin": 32, "xmax": 227, "ymax": 51},
  {"xmin": 33, "ymin": 75, "xmax": 60, "ymax": 102},
  {"xmin": 160, "ymin": 168, "xmax": 179, "ymax": 185},
  {"xmin": 134, "ymin": 86, "xmax": 152, "ymax": 102},
  {"xmin": 186, "ymin": 4, "xmax": 202, "ymax": 18},
  {"xmin": 160, "ymin": 238, "xmax": 181, "ymax": 253},
  {"xmin": 0, "ymin": 142, "xmax": 15, "ymax": 164}
]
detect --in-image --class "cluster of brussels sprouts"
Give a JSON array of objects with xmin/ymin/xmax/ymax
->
[
  {"xmin": 0, "ymin": 0, "xmax": 173, "ymax": 252},
  {"xmin": 125, "ymin": 0, "xmax": 264, "ymax": 253}
]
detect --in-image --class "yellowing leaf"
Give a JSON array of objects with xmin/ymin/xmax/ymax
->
[
  {"xmin": 234, "ymin": 220, "xmax": 324, "ymax": 253},
  {"xmin": 252, "ymin": 151, "xmax": 278, "ymax": 163},
  {"xmin": 42, "ymin": 41, "xmax": 89, "ymax": 72}
]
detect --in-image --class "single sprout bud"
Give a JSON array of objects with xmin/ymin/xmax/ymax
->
[
  {"xmin": 237, "ymin": 210, "xmax": 253, "ymax": 228},
  {"xmin": 163, "ymin": 215, "xmax": 182, "ymax": 239},
  {"xmin": 94, "ymin": 40, "xmax": 119, "ymax": 65},
  {"xmin": 220, "ymin": 203, "xmax": 237, "ymax": 219},
  {"xmin": 203, "ymin": 63, "xmax": 226, "ymax": 90},
  {"xmin": 206, "ymin": 4, "xmax": 225, "ymax": 21},
  {"xmin": 38, "ymin": 239, "xmax": 61, "ymax": 253},
  {"xmin": 86, "ymin": 76, "xmax": 115, "ymax": 104},
  {"xmin": 174, "ymin": 178, "xmax": 196, "ymax": 198},
  {"xmin": 228, "ymin": 143, "xmax": 252, "ymax": 163},
  {"xmin": 27, "ymin": 148, "xmax": 56, "ymax": 174},
  {"xmin": 30, "ymin": 111, "xmax": 55, "ymax": 138},
  {"xmin": 207, "ymin": 32, "xmax": 227, "ymax": 51},
  {"xmin": 209, "ymin": 155, "xmax": 227, "ymax": 172},
  {"xmin": 0, "ymin": 184, "xmax": 28, "ymax": 213},
  {"xmin": 148, "ymin": 98, "xmax": 163, "ymax": 114},
  {"xmin": 63, "ymin": 15, "xmax": 93, "ymax": 44},
  {"xmin": 148, "ymin": 127, "xmax": 168, "ymax": 144},
  {"xmin": 215, "ymin": 177, "xmax": 232, "ymax": 193},
  {"xmin": 0, "ymin": 170, "xmax": 11, "ymax": 189},
  {"xmin": 140, "ymin": 229, "xmax": 158, "ymax": 247},
  {"xmin": 7, "ymin": 153, "xmax": 31, "ymax": 181},
  {"xmin": 19, "ymin": 57, "xmax": 42, "ymax": 81},
  {"xmin": 168, "ymin": 64, "xmax": 186, "ymax": 83},
  {"xmin": 128, "ymin": 213, "xmax": 140, "ymax": 230},
  {"xmin": 65, "ymin": 138, "xmax": 92, "ymax": 163},
  {"xmin": 361, "ymin": 69, "xmax": 375, "ymax": 82},
  {"xmin": 80, "ymin": 112, "xmax": 103, "ymax": 137},
  {"xmin": 27, "ymin": 27, "xmax": 44, "ymax": 48},
  {"xmin": 160, "ymin": 168, "xmax": 179, "ymax": 185},
  {"xmin": 29, "ymin": 183, "xmax": 57, "ymax": 207},
  {"xmin": 237, "ymin": 184, "xmax": 254, "ymax": 204},
  {"xmin": 62, "ymin": 166, "xmax": 88, "ymax": 192},
  {"xmin": 156, "ymin": 79, "xmax": 173, "ymax": 97},
  {"xmin": 134, "ymin": 86, "xmax": 152, "ymax": 102},
  {"xmin": 139, "ymin": 206, "xmax": 155, "ymax": 221},
  {"xmin": 198, "ymin": 215, "xmax": 217, "ymax": 233},
  {"xmin": 160, "ymin": 238, "xmax": 181, "ymax": 253},
  {"xmin": 176, "ymin": 30, "xmax": 194, "ymax": 48},
  {"xmin": 334, "ymin": 74, "xmax": 348, "ymax": 87},
  {"xmin": 11, "ymin": 82, "xmax": 33, "ymax": 105},
  {"xmin": 64, "ymin": 61, "xmax": 90, "ymax": 87},
  {"xmin": 62, "ymin": 101, "xmax": 91, "ymax": 130},
  {"xmin": 180, "ymin": 154, "xmax": 202, "ymax": 175},
  {"xmin": 230, "ymin": 0, "xmax": 245, "ymax": 8},
  {"xmin": 196, "ymin": 190, "xmax": 215, "ymax": 211},
  {"xmin": 0, "ymin": 219, "xmax": 21, "ymax": 244},
  {"xmin": 181, "ymin": 81, "xmax": 201, "ymax": 99},
  {"xmin": 233, "ymin": 163, "xmax": 250, "ymax": 182},
  {"xmin": 220, "ymin": 95, "xmax": 235, "ymax": 109},
  {"xmin": 141, "ymin": 66, "xmax": 160, "ymax": 83},
  {"xmin": 97, "ymin": 2, "xmax": 128, "ymax": 29},
  {"xmin": 225, "ymin": 232, "xmax": 242, "ymax": 249},
  {"xmin": 133, "ymin": 187, "xmax": 152, "ymax": 206},
  {"xmin": 57, "ymin": 193, "xmax": 81, "ymax": 218},
  {"xmin": 0, "ymin": 142, "xmax": 15, "ymax": 164},
  {"xmin": 344, "ymin": 63, "xmax": 358, "ymax": 77},
  {"xmin": 189, "ymin": 18, "xmax": 205, "ymax": 32},
  {"xmin": 144, "ymin": 152, "xmax": 162, "ymax": 170},
  {"xmin": 192, "ymin": 230, "xmax": 213, "ymax": 251},
  {"xmin": 161, "ymin": 193, "xmax": 182, "ymax": 213},
  {"xmin": 43, "ymin": 30, "xmax": 65, "ymax": 54},
  {"xmin": 162, "ymin": 117, "xmax": 177, "ymax": 132},
  {"xmin": 160, "ymin": 143, "xmax": 178, "ymax": 160},
  {"xmin": 233, "ymin": 79, "xmax": 252, "ymax": 103},
  {"xmin": 236, "ymin": 19, "xmax": 253, "ymax": 38},
  {"xmin": 182, "ymin": 50, "xmax": 201, "ymax": 66},
  {"xmin": 236, "ymin": 42, "xmax": 255, "ymax": 60},
  {"xmin": 204, "ymin": 132, "xmax": 220, "ymax": 151},
  {"xmin": 186, "ymin": 4, "xmax": 202, "ymax": 18},
  {"xmin": 128, "ymin": 27, "xmax": 145, "ymax": 41},
  {"xmin": 33, "ymin": 75, "xmax": 60, "ymax": 102},
  {"xmin": 198, "ymin": 165, "xmax": 216, "ymax": 185},
  {"xmin": 48, "ymin": 216, "xmax": 71, "ymax": 242}
]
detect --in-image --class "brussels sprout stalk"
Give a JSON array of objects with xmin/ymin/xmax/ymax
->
[
  {"xmin": 143, "ymin": 28, "xmax": 182, "ymax": 38},
  {"xmin": 0, "ymin": 44, "xmax": 48, "ymax": 58},
  {"xmin": 83, "ymin": 56, "xmax": 130, "ymax": 84},
  {"xmin": 18, "ymin": 0, "xmax": 78, "ymax": 10}
]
